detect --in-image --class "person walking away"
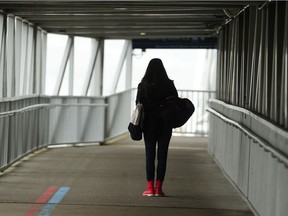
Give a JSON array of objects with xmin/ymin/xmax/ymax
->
[{"xmin": 136, "ymin": 58, "xmax": 178, "ymax": 197}]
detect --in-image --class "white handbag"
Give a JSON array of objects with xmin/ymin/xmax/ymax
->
[{"xmin": 128, "ymin": 103, "xmax": 144, "ymax": 141}]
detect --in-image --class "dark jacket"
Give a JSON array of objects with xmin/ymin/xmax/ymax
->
[{"xmin": 136, "ymin": 80, "xmax": 178, "ymax": 129}]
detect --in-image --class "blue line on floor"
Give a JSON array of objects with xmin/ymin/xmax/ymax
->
[{"xmin": 38, "ymin": 187, "xmax": 70, "ymax": 216}]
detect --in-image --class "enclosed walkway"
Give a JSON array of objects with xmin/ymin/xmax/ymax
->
[
  {"xmin": 1, "ymin": 1, "xmax": 288, "ymax": 216},
  {"xmin": 0, "ymin": 136, "xmax": 254, "ymax": 216}
]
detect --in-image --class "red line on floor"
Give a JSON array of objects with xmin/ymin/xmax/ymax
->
[{"xmin": 25, "ymin": 186, "xmax": 59, "ymax": 216}]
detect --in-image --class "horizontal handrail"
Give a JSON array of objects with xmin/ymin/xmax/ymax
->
[
  {"xmin": 0, "ymin": 103, "xmax": 109, "ymax": 118},
  {"xmin": 0, "ymin": 104, "xmax": 50, "ymax": 118},
  {"xmin": 209, "ymin": 99, "xmax": 288, "ymax": 139},
  {"xmin": 50, "ymin": 103, "xmax": 108, "ymax": 107},
  {"xmin": 178, "ymin": 89, "xmax": 216, "ymax": 93},
  {"xmin": 207, "ymin": 107, "xmax": 288, "ymax": 166}
]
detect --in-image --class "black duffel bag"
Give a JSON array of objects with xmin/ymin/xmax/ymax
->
[{"xmin": 160, "ymin": 97, "xmax": 195, "ymax": 128}]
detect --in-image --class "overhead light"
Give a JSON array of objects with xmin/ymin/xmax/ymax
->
[
  {"xmin": 140, "ymin": 32, "xmax": 146, "ymax": 36},
  {"xmin": 114, "ymin": 7, "xmax": 127, "ymax": 11}
]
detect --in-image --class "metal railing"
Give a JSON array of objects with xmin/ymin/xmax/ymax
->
[
  {"xmin": 175, "ymin": 90, "xmax": 216, "ymax": 136},
  {"xmin": 0, "ymin": 95, "xmax": 108, "ymax": 171},
  {"xmin": 129, "ymin": 89, "xmax": 216, "ymax": 136},
  {"xmin": 0, "ymin": 96, "xmax": 50, "ymax": 171},
  {"xmin": 0, "ymin": 90, "xmax": 215, "ymax": 171}
]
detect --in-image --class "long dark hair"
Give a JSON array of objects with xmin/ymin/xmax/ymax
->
[{"xmin": 141, "ymin": 58, "xmax": 171, "ymax": 85}]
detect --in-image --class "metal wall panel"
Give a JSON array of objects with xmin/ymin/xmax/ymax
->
[
  {"xmin": 0, "ymin": 100, "xmax": 9, "ymax": 168},
  {"xmin": 217, "ymin": 1, "xmax": 288, "ymax": 129},
  {"xmin": 105, "ymin": 89, "xmax": 133, "ymax": 140},
  {"xmin": 280, "ymin": 2, "xmax": 288, "ymax": 128},
  {"xmin": 0, "ymin": 13, "xmax": 47, "ymax": 98},
  {"xmin": 208, "ymin": 99, "xmax": 288, "ymax": 216},
  {"xmin": 0, "ymin": 13, "xmax": 5, "ymax": 98},
  {"xmin": 208, "ymin": 113, "xmax": 250, "ymax": 197},
  {"xmin": 48, "ymin": 96, "xmax": 107, "ymax": 144}
]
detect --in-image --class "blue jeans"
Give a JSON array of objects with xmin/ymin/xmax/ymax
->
[{"xmin": 143, "ymin": 119, "xmax": 172, "ymax": 182}]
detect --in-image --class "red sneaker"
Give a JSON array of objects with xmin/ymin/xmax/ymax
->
[
  {"xmin": 155, "ymin": 180, "xmax": 165, "ymax": 197},
  {"xmin": 142, "ymin": 180, "xmax": 155, "ymax": 196}
]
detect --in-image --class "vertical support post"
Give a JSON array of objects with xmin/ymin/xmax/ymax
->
[
  {"xmin": 207, "ymin": 49, "xmax": 215, "ymax": 92},
  {"xmin": 23, "ymin": 24, "xmax": 34, "ymax": 95},
  {"xmin": 82, "ymin": 39, "xmax": 99, "ymax": 96},
  {"xmin": 28, "ymin": 25, "xmax": 35, "ymax": 95},
  {"xmin": 0, "ymin": 13, "xmax": 5, "ymax": 98},
  {"xmin": 0, "ymin": 13, "xmax": 3, "ymax": 61},
  {"xmin": 125, "ymin": 40, "xmax": 132, "ymax": 91},
  {"xmin": 111, "ymin": 40, "xmax": 129, "ymax": 93},
  {"xmin": 97, "ymin": 40, "xmax": 104, "ymax": 96},
  {"xmin": 216, "ymin": 30, "xmax": 223, "ymax": 99},
  {"xmin": 53, "ymin": 36, "xmax": 72, "ymax": 95},
  {"xmin": 14, "ymin": 17, "xmax": 22, "ymax": 96},
  {"xmin": 68, "ymin": 37, "xmax": 74, "ymax": 96},
  {"xmin": 226, "ymin": 25, "xmax": 232, "ymax": 102},
  {"xmin": 34, "ymin": 27, "xmax": 42, "ymax": 94},
  {"xmin": 41, "ymin": 31, "xmax": 47, "ymax": 95},
  {"xmin": 91, "ymin": 39, "xmax": 104, "ymax": 96},
  {"xmin": 6, "ymin": 15, "xmax": 15, "ymax": 97},
  {"xmin": 19, "ymin": 20, "xmax": 28, "ymax": 96}
]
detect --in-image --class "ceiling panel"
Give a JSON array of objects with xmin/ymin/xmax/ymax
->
[{"xmin": 0, "ymin": 1, "xmax": 265, "ymax": 39}]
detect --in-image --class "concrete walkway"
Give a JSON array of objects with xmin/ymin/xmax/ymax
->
[{"xmin": 0, "ymin": 136, "xmax": 254, "ymax": 216}]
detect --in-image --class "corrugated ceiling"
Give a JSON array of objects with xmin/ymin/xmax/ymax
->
[{"xmin": 0, "ymin": 1, "xmax": 265, "ymax": 39}]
